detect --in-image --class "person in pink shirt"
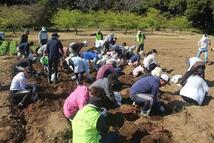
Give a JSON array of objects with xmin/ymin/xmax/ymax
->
[
  {"xmin": 133, "ymin": 65, "xmax": 144, "ymax": 77},
  {"xmin": 96, "ymin": 62, "xmax": 116, "ymax": 80},
  {"xmin": 63, "ymin": 85, "xmax": 89, "ymax": 119},
  {"xmin": 63, "ymin": 85, "xmax": 105, "ymax": 120}
]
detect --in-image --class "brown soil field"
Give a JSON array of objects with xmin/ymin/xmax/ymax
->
[{"xmin": 0, "ymin": 31, "xmax": 214, "ymax": 143}]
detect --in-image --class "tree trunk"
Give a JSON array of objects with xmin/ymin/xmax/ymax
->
[
  {"xmin": 124, "ymin": 27, "xmax": 128, "ymax": 34},
  {"xmin": 12, "ymin": 25, "xmax": 16, "ymax": 34}
]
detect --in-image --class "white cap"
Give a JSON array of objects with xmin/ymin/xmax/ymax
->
[
  {"xmin": 41, "ymin": 27, "xmax": 46, "ymax": 31},
  {"xmin": 160, "ymin": 74, "xmax": 169, "ymax": 83},
  {"xmin": 82, "ymin": 41, "xmax": 88, "ymax": 46},
  {"xmin": 151, "ymin": 67, "xmax": 162, "ymax": 77}
]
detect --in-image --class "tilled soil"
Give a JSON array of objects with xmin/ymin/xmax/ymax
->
[{"xmin": 1, "ymin": 32, "xmax": 214, "ymax": 143}]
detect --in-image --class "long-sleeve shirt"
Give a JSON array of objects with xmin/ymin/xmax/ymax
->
[
  {"xmin": 38, "ymin": 31, "xmax": 48, "ymax": 42},
  {"xmin": 143, "ymin": 54, "xmax": 158, "ymax": 69},
  {"xmin": 81, "ymin": 51, "xmax": 98, "ymax": 60},
  {"xmin": 89, "ymin": 78, "xmax": 114, "ymax": 101},
  {"xmin": 180, "ymin": 75, "xmax": 209, "ymax": 105},
  {"xmin": 96, "ymin": 64, "xmax": 115, "ymax": 80},
  {"xmin": 47, "ymin": 37, "xmax": 63, "ymax": 61},
  {"xmin": 130, "ymin": 76, "xmax": 160, "ymax": 99},
  {"xmin": 10, "ymin": 72, "xmax": 28, "ymax": 91},
  {"xmin": 63, "ymin": 85, "xmax": 89, "ymax": 118}
]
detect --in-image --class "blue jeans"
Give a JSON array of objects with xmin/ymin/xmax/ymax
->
[
  {"xmin": 196, "ymin": 50, "xmax": 208, "ymax": 63},
  {"xmin": 101, "ymin": 132, "xmax": 120, "ymax": 143}
]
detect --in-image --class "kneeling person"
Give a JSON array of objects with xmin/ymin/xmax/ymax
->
[{"xmin": 10, "ymin": 68, "xmax": 38, "ymax": 107}]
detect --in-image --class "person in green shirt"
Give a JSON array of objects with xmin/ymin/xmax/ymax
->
[
  {"xmin": 95, "ymin": 29, "xmax": 104, "ymax": 41},
  {"xmin": 72, "ymin": 88, "xmax": 124, "ymax": 143},
  {"xmin": 135, "ymin": 30, "xmax": 146, "ymax": 53}
]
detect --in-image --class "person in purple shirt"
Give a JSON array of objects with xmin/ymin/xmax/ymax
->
[
  {"xmin": 130, "ymin": 74, "xmax": 169, "ymax": 116},
  {"xmin": 96, "ymin": 62, "xmax": 116, "ymax": 80}
]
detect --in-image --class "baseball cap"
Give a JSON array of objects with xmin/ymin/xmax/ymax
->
[
  {"xmin": 52, "ymin": 32, "xmax": 59, "ymax": 37},
  {"xmin": 160, "ymin": 74, "xmax": 169, "ymax": 83},
  {"xmin": 82, "ymin": 41, "xmax": 88, "ymax": 46},
  {"xmin": 41, "ymin": 27, "xmax": 46, "ymax": 31}
]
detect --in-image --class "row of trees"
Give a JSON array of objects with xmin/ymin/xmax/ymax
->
[
  {"xmin": 0, "ymin": 0, "xmax": 214, "ymax": 34},
  {"xmin": 52, "ymin": 9, "xmax": 190, "ymax": 35}
]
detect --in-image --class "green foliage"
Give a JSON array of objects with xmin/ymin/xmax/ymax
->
[
  {"xmin": 9, "ymin": 41, "xmax": 17, "ymax": 55},
  {"xmin": 144, "ymin": 8, "xmax": 166, "ymax": 33},
  {"xmin": 0, "ymin": 6, "xmax": 31, "ymax": 33},
  {"xmin": 185, "ymin": 0, "xmax": 214, "ymax": 33},
  {"xmin": 0, "ymin": 41, "xmax": 9, "ymax": 56},
  {"xmin": 102, "ymin": 11, "xmax": 119, "ymax": 31},
  {"xmin": 168, "ymin": 16, "xmax": 190, "ymax": 32},
  {"xmin": 52, "ymin": 9, "xmax": 84, "ymax": 34},
  {"xmin": 117, "ymin": 12, "xmax": 139, "ymax": 34}
]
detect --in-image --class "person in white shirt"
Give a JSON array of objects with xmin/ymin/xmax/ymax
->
[
  {"xmin": 10, "ymin": 68, "xmax": 37, "ymax": 107},
  {"xmin": 143, "ymin": 49, "xmax": 158, "ymax": 72},
  {"xmin": 180, "ymin": 73, "xmax": 209, "ymax": 105},
  {"xmin": 196, "ymin": 34, "xmax": 211, "ymax": 63},
  {"xmin": 65, "ymin": 56, "xmax": 91, "ymax": 84},
  {"xmin": 38, "ymin": 27, "xmax": 48, "ymax": 46}
]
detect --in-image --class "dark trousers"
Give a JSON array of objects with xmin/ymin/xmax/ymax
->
[
  {"xmin": 181, "ymin": 96, "xmax": 198, "ymax": 105},
  {"xmin": 48, "ymin": 59, "xmax": 59, "ymax": 83},
  {"xmin": 10, "ymin": 84, "xmax": 37, "ymax": 105},
  {"xmin": 75, "ymin": 72, "xmax": 84, "ymax": 83},
  {"xmin": 101, "ymin": 132, "xmax": 120, "ymax": 143},
  {"xmin": 40, "ymin": 39, "xmax": 48, "ymax": 46},
  {"xmin": 180, "ymin": 65, "xmax": 205, "ymax": 86},
  {"xmin": 137, "ymin": 43, "xmax": 144, "ymax": 52}
]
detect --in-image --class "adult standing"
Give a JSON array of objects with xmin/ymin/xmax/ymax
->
[
  {"xmin": 130, "ymin": 74, "xmax": 169, "ymax": 116},
  {"xmin": 196, "ymin": 34, "xmax": 211, "ymax": 63},
  {"xmin": 135, "ymin": 30, "xmax": 146, "ymax": 53},
  {"xmin": 20, "ymin": 29, "xmax": 29, "ymax": 44},
  {"xmin": 95, "ymin": 29, "xmax": 103, "ymax": 41},
  {"xmin": 38, "ymin": 27, "xmax": 48, "ymax": 46},
  {"xmin": 47, "ymin": 32, "xmax": 64, "ymax": 84}
]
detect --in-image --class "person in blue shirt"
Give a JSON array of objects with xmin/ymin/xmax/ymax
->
[
  {"xmin": 81, "ymin": 50, "xmax": 100, "ymax": 70},
  {"xmin": 130, "ymin": 74, "xmax": 169, "ymax": 116}
]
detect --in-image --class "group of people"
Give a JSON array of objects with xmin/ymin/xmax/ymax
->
[{"xmin": 8, "ymin": 28, "xmax": 212, "ymax": 143}]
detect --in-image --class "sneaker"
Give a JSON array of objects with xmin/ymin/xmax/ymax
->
[
  {"xmin": 17, "ymin": 103, "xmax": 24, "ymax": 108},
  {"xmin": 140, "ymin": 109, "xmax": 150, "ymax": 117}
]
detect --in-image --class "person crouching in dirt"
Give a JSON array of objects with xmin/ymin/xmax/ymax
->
[
  {"xmin": 65, "ymin": 56, "xmax": 92, "ymax": 85},
  {"xmin": 9, "ymin": 67, "xmax": 38, "ymax": 108},
  {"xmin": 90, "ymin": 74, "xmax": 121, "ymax": 108},
  {"xmin": 17, "ymin": 41, "xmax": 34, "ymax": 58},
  {"xmin": 72, "ymin": 94, "xmax": 124, "ymax": 143},
  {"xmin": 67, "ymin": 41, "xmax": 88, "ymax": 57},
  {"xmin": 11, "ymin": 57, "xmax": 37, "ymax": 78},
  {"xmin": 47, "ymin": 32, "xmax": 64, "ymax": 84},
  {"xmin": 180, "ymin": 70, "xmax": 209, "ymax": 106},
  {"xmin": 64, "ymin": 86, "xmax": 106, "ymax": 121},
  {"xmin": 179, "ymin": 57, "xmax": 205, "ymax": 86},
  {"xmin": 130, "ymin": 74, "xmax": 169, "ymax": 116},
  {"xmin": 96, "ymin": 60, "xmax": 118, "ymax": 80},
  {"xmin": 80, "ymin": 50, "xmax": 100, "ymax": 71},
  {"xmin": 143, "ymin": 49, "xmax": 159, "ymax": 73}
]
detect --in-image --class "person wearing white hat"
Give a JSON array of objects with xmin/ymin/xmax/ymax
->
[
  {"xmin": 38, "ymin": 27, "xmax": 48, "ymax": 46},
  {"xmin": 130, "ymin": 73, "xmax": 169, "ymax": 116},
  {"xmin": 196, "ymin": 33, "xmax": 211, "ymax": 63}
]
